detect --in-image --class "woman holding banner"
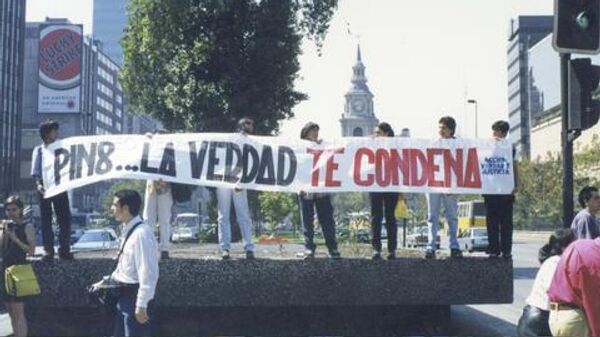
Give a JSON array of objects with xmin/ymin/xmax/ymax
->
[
  {"xmin": 299, "ymin": 122, "xmax": 341, "ymax": 259},
  {"xmin": 370, "ymin": 123, "xmax": 399, "ymax": 260}
]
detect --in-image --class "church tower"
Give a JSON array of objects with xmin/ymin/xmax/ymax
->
[{"xmin": 340, "ymin": 45, "xmax": 379, "ymax": 137}]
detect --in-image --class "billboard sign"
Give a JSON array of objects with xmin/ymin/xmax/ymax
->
[{"xmin": 38, "ymin": 24, "xmax": 83, "ymax": 113}]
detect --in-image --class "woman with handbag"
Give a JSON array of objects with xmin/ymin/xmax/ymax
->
[
  {"xmin": 0, "ymin": 196, "xmax": 36, "ymax": 337},
  {"xmin": 516, "ymin": 228, "xmax": 575, "ymax": 336},
  {"xmin": 370, "ymin": 122, "xmax": 399, "ymax": 260}
]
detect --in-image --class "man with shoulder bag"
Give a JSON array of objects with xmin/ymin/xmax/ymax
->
[{"xmin": 90, "ymin": 190, "xmax": 159, "ymax": 337}]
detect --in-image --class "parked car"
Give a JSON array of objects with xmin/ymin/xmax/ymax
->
[
  {"xmin": 70, "ymin": 229, "xmax": 85, "ymax": 245},
  {"xmin": 72, "ymin": 228, "xmax": 119, "ymax": 251},
  {"xmin": 457, "ymin": 227, "xmax": 489, "ymax": 253},
  {"xmin": 171, "ymin": 226, "xmax": 199, "ymax": 242},
  {"xmin": 406, "ymin": 226, "xmax": 440, "ymax": 249}
]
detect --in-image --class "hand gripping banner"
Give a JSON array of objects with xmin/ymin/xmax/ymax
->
[{"xmin": 41, "ymin": 133, "xmax": 515, "ymax": 198}]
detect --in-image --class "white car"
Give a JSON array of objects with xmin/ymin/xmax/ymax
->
[
  {"xmin": 171, "ymin": 226, "xmax": 199, "ymax": 242},
  {"xmin": 72, "ymin": 228, "xmax": 119, "ymax": 251},
  {"xmin": 458, "ymin": 227, "xmax": 489, "ymax": 253}
]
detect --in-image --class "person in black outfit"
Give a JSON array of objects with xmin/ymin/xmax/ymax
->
[
  {"xmin": 1, "ymin": 196, "xmax": 36, "ymax": 337},
  {"xmin": 483, "ymin": 120, "xmax": 518, "ymax": 259},
  {"xmin": 31, "ymin": 120, "xmax": 73, "ymax": 261},
  {"xmin": 370, "ymin": 122, "xmax": 399, "ymax": 260},
  {"xmin": 299, "ymin": 122, "xmax": 340, "ymax": 259}
]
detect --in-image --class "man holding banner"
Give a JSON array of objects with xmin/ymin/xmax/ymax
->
[
  {"xmin": 31, "ymin": 120, "xmax": 73, "ymax": 262},
  {"xmin": 216, "ymin": 118, "xmax": 256, "ymax": 260},
  {"xmin": 425, "ymin": 116, "xmax": 462, "ymax": 259}
]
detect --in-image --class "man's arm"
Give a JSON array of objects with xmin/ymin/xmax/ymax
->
[
  {"xmin": 133, "ymin": 230, "xmax": 159, "ymax": 311},
  {"xmin": 575, "ymin": 258, "xmax": 600, "ymax": 336}
]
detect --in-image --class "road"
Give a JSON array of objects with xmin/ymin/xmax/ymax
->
[{"xmin": 451, "ymin": 235, "xmax": 546, "ymax": 336}]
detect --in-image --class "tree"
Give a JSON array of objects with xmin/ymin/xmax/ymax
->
[
  {"xmin": 122, "ymin": 0, "xmax": 338, "ymax": 134},
  {"xmin": 258, "ymin": 192, "xmax": 299, "ymax": 232}
]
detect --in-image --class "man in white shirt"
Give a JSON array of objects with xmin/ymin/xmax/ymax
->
[{"xmin": 94, "ymin": 190, "xmax": 159, "ymax": 336}]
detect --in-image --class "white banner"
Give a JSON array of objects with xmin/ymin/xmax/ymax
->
[{"xmin": 41, "ymin": 133, "xmax": 515, "ymax": 198}]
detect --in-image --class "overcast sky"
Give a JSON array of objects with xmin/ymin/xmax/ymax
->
[{"xmin": 26, "ymin": 0, "xmax": 555, "ymax": 139}]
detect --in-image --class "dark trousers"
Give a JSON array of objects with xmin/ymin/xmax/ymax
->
[
  {"xmin": 516, "ymin": 305, "xmax": 551, "ymax": 337},
  {"xmin": 114, "ymin": 293, "xmax": 154, "ymax": 337},
  {"xmin": 300, "ymin": 196, "xmax": 338, "ymax": 252},
  {"xmin": 39, "ymin": 191, "xmax": 72, "ymax": 256},
  {"xmin": 484, "ymin": 194, "xmax": 514, "ymax": 256},
  {"xmin": 370, "ymin": 192, "xmax": 398, "ymax": 253}
]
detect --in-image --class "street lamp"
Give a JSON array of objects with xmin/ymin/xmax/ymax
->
[{"xmin": 467, "ymin": 99, "xmax": 478, "ymax": 138}]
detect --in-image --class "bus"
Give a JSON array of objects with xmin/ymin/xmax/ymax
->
[{"xmin": 457, "ymin": 200, "xmax": 486, "ymax": 234}]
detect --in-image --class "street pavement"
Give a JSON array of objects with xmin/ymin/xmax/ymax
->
[{"xmin": 451, "ymin": 234, "xmax": 547, "ymax": 336}]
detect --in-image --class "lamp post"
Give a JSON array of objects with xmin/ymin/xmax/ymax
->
[{"xmin": 467, "ymin": 99, "xmax": 478, "ymax": 138}]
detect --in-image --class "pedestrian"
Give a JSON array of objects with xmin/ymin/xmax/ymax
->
[
  {"xmin": 31, "ymin": 120, "xmax": 73, "ymax": 261},
  {"xmin": 370, "ymin": 122, "xmax": 399, "ymax": 260},
  {"xmin": 516, "ymin": 229, "xmax": 575, "ymax": 337},
  {"xmin": 216, "ymin": 117, "xmax": 255, "ymax": 260},
  {"xmin": 425, "ymin": 116, "xmax": 461, "ymax": 259},
  {"xmin": 483, "ymin": 120, "xmax": 517, "ymax": 259},
  {"xmin": 0, "ymin": 196, "xmax": 36, "ymax": 337},
  {"xmin": 547, "ymin": 234, "xmax": 600, "ymax": 336},
  {"xmin": 143, "ymin": 179, "xmax": 173, "ymax": 260},
  {"xmin": 570, "ymin": 186, "xmax": 600, "ymax": 240},
  {"xmin": 92, "ymin": 190, "xmax": 159, "ymax": 337},
  {"xmin": 298, "ymin": 122, "xmax": 341, "ymax": 259}
]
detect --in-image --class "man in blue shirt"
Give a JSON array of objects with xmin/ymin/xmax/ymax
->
[
  {"xmin": 571, "ymin": 186, "xmax": 600, "ymax": 240},
  {"xmin": 31, "ymin": 120, "xmax": 73, "ymax": 261}
]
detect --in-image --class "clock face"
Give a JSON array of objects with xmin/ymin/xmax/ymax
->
[{"xmin": 352, "ymin": 100, "xmax": 365, "ymax": 112}]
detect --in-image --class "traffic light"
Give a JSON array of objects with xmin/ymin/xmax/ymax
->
[
  {"xmin": 554, "ymin": 0, "xmax": 600, "ymax": 54},
  {"xmin": 568, "ymin": 58, "xmax": 600, "ymax": 130}
]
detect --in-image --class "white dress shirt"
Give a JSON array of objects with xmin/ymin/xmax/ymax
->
[
  {"xmin": 111, "ymin": 215, "xmax": 159, "ymax": 308},
  {"xmin": 526, "ymin": 255, "xmax": 560, "ymax": 311}
]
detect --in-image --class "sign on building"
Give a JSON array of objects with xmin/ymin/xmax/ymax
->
[{"xmin": 38, "ymin": 24, "xmax": 83, "ymax": 113}]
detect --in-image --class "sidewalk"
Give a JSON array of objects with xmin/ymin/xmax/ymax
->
[{"xmin": 513, "ymin": 230, "xmax": 553, "ymax": 241}]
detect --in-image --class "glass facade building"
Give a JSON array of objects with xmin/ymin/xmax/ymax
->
[
  {"xmin": 506, "ymin": 16, "xmax": 553, "ymax": 159},
  {"xmin": 0, "ymin": 0, "xmax": 26, "ymax": 196}
]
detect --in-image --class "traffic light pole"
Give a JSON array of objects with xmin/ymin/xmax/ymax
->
[{"xmin": 560, "ymin": 53, "xmax": 575, "ymax": 228}]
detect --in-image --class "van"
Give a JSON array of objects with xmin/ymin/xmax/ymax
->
[{"xmin": 457, "ymin": 200, "xmax": 486, "ymax": 234}]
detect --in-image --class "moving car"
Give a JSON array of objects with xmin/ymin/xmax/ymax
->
[
  {"xmin": 72, "ymin": 228, "xmax": 119, "ymax": 251},
  {"xmin": 406, "ymin": 225, "xmax": 440, "ymax": 249},
  {"xmin": 457, "ymin": 227, "xmax": 489, "ymax": 253}
]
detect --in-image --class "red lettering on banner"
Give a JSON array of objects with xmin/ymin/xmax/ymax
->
[
  {"xmin": 375, "ymin": 149, "xmax": 391, "ymax": 186},
  {"xmin": 307, "ymin": 149, "xmax": 323, "ymax": 187},
  {"xmin": 325, "ymin": 148, "xmax": 344, "ymax": 187},
  {"xmin": 464, "ymin": 148, "xmax": 482, "ymax": 188},
  {"xmin": 444, "ymin": 149, "xmax": 464, "ymax": 187},
  {"xmin": 354, "ymin": 148, "xmax": 374, "ymax": 186},
  {"xmin": 409, "ymin": 149, "xmax": 428, "ymax": 186},
  {"xmin": 389, "ymin": 149, "xmax": 410, "ymax": 186},
  {"xmin": 426, "ymin": 148, "xmax": 444, "ymax": 187}
]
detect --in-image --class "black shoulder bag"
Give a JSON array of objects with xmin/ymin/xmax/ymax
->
[{"xmin": 87, "ymin": 221, "xmax": 143, "ymax": 309}]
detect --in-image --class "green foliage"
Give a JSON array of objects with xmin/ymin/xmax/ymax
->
[
  {"xmin": 122, "ymin": 0, "xmax": 338, "ymax": 134},
  {"xmin": 514, "ymin": 136, "xmax": 600, "ymax": 230},
  {"xmin": 258, "ymin": 191, "xmax": 299, "ymax": 231}
]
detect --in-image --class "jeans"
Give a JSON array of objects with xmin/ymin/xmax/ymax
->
[
  {"xmin": 484, "ymin": 195, "xmax": 514, "ymax": 256},
  {"xmin": 39, "ymin": 191, "xmax": 71, "ymax": 256},
  {"xmin": 143, "ymin": 190, "xmax": 173, "ymax": 252},
  {"xmin": 216, "ymin": 187, "xmax": 254, "ymax": 252},
  {"xmin": 300, "ymin": 195, "xmax": 338, "ymax": 252},
  {"xmin": 370, "ymin": 192, "xmax": 398, "ymax": 253},
  {"xmin": 114, "ymin": 295, "xmax": 153, "ymax": 337},
  {"xmin": 426, "ymin": 193, "xmax": 459, "ymax": 250}
]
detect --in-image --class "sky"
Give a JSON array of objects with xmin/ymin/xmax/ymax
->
[{"xmin": 26, "ymin": 0, "xmax": 554, "ymax": 139}]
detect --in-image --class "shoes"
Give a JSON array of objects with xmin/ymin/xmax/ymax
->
[
  {"xmin": 303, "ymin": 249, "xmax": 315, "ymax": 260},
  {"xmin": 425, "ymin": 249, "xmax": 436, "ymax": 259},
  {"xmin": 372, "ymin": 250, "xmax": 382, "ymax": 260},
  {"xmin": 328, "ymin": 250, "xmax": 341, "ymax": 259},
  {"xmin": 221, "ymin": 250, "xmax": 230, "ymax": 260},
  {"xmin": 450, "ymin": 249, "xmax": 463, "ymax": 258},
  {"xmin": 387, "ymin": 252, "xmax": 396, "ymax": 260},
  {"xmin": 42, "ymin": 254, "xmax": 54, "ymax": 262},
  {"xmin": 246, "ymin": 251, "xmax": 255, "ymax": 260},
  {"xmin": 59, "ymin": 252, "xmax": 74, "ymax": 260},
  {"xmin": 161, "ymin": 251, "xmax": 170, "ymax": 260},
  {"xmin": 502, "ymin": 253, "xmax": 513, "ymax": 260}
]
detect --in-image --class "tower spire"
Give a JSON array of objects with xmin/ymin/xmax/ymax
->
[{"xmin": 357, "ymin": 44, "xmax": 362, "ymax": 62}]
